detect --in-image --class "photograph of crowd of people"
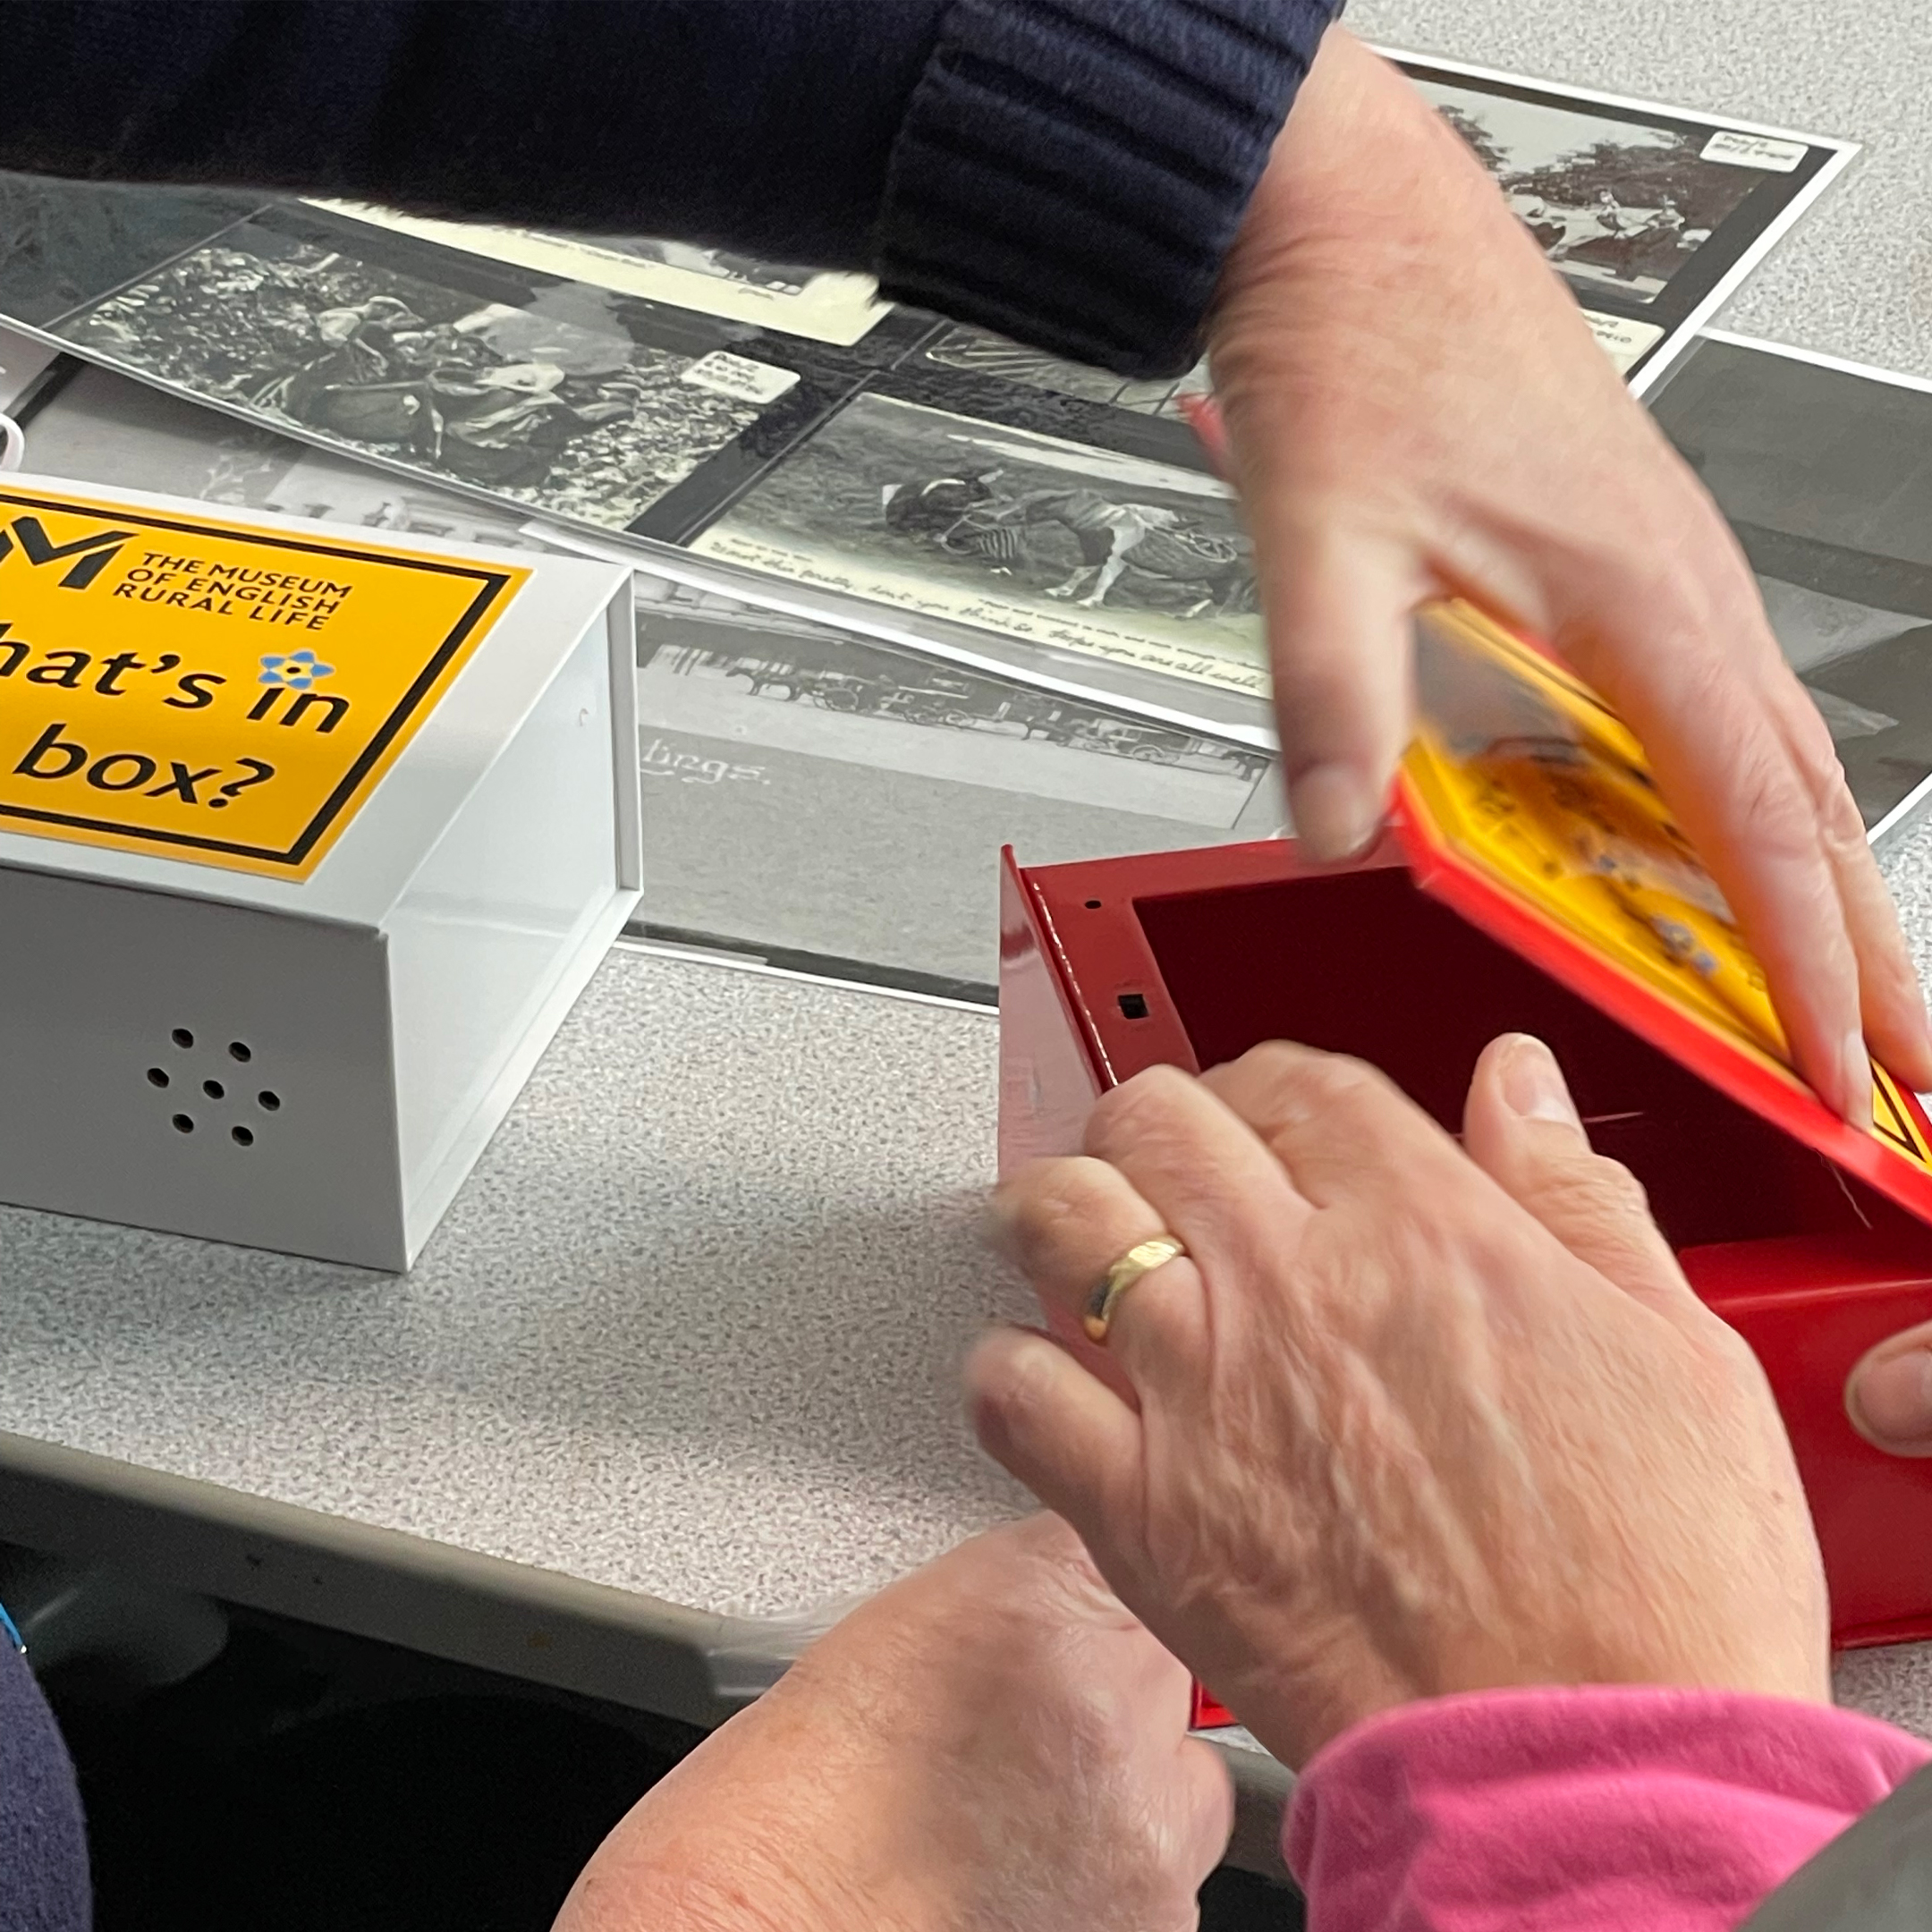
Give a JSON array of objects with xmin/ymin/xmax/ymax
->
[
  {"xmin": 629, "ymin": 572, "xmax": 1283, "ymax": 988},
  {"xmin": 1415, "ymin": 75, "xmax": 1779, "ymax": 301},
  {"xmin": 55, "ymin": 228, "xmax": 789, "ymax": 530},
  {"xmin": 642, "ymin": 582, "xmax": 1268, "ymax": 784},
  {"xmin": 691, "ymin": 393, "xmax": 1267, "ymax": 694},
  {"xmin": 19, "ymin": 360, "xmax": 556, "ymax": 555}
]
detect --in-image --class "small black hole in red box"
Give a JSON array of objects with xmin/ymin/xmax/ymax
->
[{"xmin": 1118, "ymin": 993, "xmax": 1149, "ymax": 1020}]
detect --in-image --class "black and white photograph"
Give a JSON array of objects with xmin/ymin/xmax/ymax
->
[
  {"xmin": 50, "ymin": 222, "xmax": 811, "ymax": 531},
  {"xmin": 915, "ymin": 326, "xmax": 1213, "ymax": 418},
  {"xmin": 691, "ymin": 392, "xmax": 1268, "ymax": 694},
  {"xmin": 1649, "ymin": 331, "xmax": 1932, "ymax": 844},
  {"xmin": 14, "ymin": 360, "xmax": 556, "ymax": 555},
  {"xmin": 305, "ymin": 202, "xmax": 893, "ymax": 348},
  {"xmin": 1416, "ymin": 76, "xmax": 1770, "ymax": 302},
  {"xmin": 631, "ymin": 572, "xmax": 1282, "ymax": 992},
  {"xmin": 1389, "ymin": 55, "xmax": 1852, "ymax": 394}
]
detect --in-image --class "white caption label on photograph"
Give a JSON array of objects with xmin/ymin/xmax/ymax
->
[
  {"xmin": 1585, "ymin": 311, "xmax": 1666, "ymax": 376},
  {"xmin": 1701, "ymin": 130, "xmax": 1809, "ymax": 173},
  {"xmin": 681, "ymin": 352, "xmax": 801, "ymax": 405}
]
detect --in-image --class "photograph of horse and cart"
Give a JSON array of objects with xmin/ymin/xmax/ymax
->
[{"xmin": 691, "ymin": 392, "xmax": 1269, "ymax": 695}]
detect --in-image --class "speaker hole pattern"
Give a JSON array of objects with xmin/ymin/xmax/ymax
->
[{"xmin": 154, "ymin": 1030, "xmax": 276, "ymax": 1147}]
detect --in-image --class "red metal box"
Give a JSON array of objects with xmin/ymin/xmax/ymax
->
[{"xmin": 996, "ymin": 606, "xmax": 1932, "ymax": 1731}]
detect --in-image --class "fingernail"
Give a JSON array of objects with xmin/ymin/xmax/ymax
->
[
  {"xmin": 1851, "ymin": 1349, "xmax": 1932, "ymax": 1449},
  {"xmin": 1289, "ymin": 764, "xmax": 1382, "ymax": 862},
  {"xmin": 1840, "ymin": 1033, "xmax": 1875, "ymax": 1133},
  {"xmin": 1497, "ymin": 1034, "xmax": 1583, "ymax": 1134}
]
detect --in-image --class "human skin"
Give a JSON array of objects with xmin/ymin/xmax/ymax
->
[
  {"xmin": 550, "ymin": 1513, "xmax": 1231, "ymax": 1932},
  {"xmin": 970, "ymin": 1033, "xmax": 1829, "ymax": 1767}
]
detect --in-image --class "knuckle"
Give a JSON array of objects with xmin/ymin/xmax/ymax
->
[
  {"xmin": 1588, "ymin": 1152, "xmax": 1653, "ymax": 1220},
  {"xmin": 977, "ymin": 1335, "xmax": 1063, "ymax": 1429},
  {"xmin": 1723, "ymin": 738, "xmax": 1816, "ymax": 856},
  {"xmin": 1293, "ymin": 1051, "xmax": 1392, "ymax": 1108},
  {"xmin": 1271, "ymin": 1049, "xmax": 1403, "ymax": 1134},
  {"xmin": 1085, "ymin": 1065, "xmax": 1200, "ymax": 1164},
  {"xmin": 996, "ymin": 1158, "xmax": 1118, "ymax": 1275},
  {"xmin": 1542, "ymin": 1149, "xmax": 1657, "ymax": 1236},
  {"xmin": 1813, "ymin": 766, "xmax": 1872, "ymax": 859},
  {"xmin": 1206, "ymin": 1041, "xmax": 1411, "ymax": 1150},
  {"xmin": 1234, "ymin": 1039, "xmax": 1390, "ymax": 1111},
  {"xmin": 1776, "ymin": 701, "xmax": 1870, "ymax": 849},
  {"xmin": 1783, "ymin": 693, "xmax": 1844, "ymax": 789},
  {"xmin": 1229, "ymin": 1038, "xmax": 1311, "ymax": 1085}
]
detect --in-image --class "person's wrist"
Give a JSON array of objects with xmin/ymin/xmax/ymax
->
[
  {"xmin": 556, "ymin": 1657, "xmax": 969, "ymax": 1932},
  {"xmin": 1216, "ymin": 29, "xmax": 1514, "ymax": 328},
  {"xmin": 716, "ymin": 1668, "xmax": 987, "ymax": 1932},
  {"xmin": 566, "ymin": 1752, "xmax": 961, "ymax": 1932}
]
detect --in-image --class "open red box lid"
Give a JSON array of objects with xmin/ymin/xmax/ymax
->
[{"xmin": 1397, "ymin": 602, "xmax": 1932, "ymax": 1227}]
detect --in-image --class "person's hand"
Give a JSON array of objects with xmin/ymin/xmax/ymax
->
[
  {"xmin": 552, "ymin": 1513, "xmax": 1230, "ymax": 1932},
  {"xmin": 1208, "ymin": 29, "xmax": 1932, "ymax": 1125},
  {"xmin": 1847, "ymin": 1322, "xmax": 1932, "ymax": 1455},
  {"xmin": 969, "ymin": 1035, "xmax": 1829, "ymax": 1770}
]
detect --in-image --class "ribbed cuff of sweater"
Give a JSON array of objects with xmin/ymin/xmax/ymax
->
[{"xmin": 876, "ymin": 0, "xmax": 1342, "ymax": 377}]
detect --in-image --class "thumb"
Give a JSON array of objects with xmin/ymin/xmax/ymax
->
[
  {"xmin": 1461, "ymin": 1033, "xmax": 1703, "ymax": 1333},
  {"xmin": 1847, "ymin": 1322, "xmax": 1932, "ymax": 1455}
]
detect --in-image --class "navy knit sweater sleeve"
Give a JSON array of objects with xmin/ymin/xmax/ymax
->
[
  {"xmin": 0, "ymin": 0, "xmax": 1339, "ymax": 376},
  {"xmin": 0, "ymin": 1640, "xmax": 90, "ymax": 1932}
]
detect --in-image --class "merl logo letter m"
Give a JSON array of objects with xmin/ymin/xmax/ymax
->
[{"xmin": 0, "ymin": 515, "xmax": 137, "ymax": 590}]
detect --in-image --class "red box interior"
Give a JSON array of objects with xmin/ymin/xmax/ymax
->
[{"xmin": 1131, "ymin": 860, "xmax": 1913, "ymax": 1251}]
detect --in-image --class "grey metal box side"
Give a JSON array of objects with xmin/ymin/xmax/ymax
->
[{"xmin": 0, "ymin": 867, "xmax": 404, "ymax": 1267}]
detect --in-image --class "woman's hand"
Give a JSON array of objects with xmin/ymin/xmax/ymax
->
[
  {"xmin": 970, "ymin": 1034, "xmax": 1829, "ymax": 1768},
  {"xmin": 553, "ymin": 1513, "xmax": 1230, "ymax": 1932},
  {"xmin": 1211, "ymin": 29, "xmax": 1932, "ymax": 1124}
]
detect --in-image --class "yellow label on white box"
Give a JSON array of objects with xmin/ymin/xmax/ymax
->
[
  {"xmin": 0, "ymin": 485, "xmax": 528, "ymax": 878},
  {"xmin": 1404, "ymin": 602, "xmax": 1929, "ymax": 1172}
]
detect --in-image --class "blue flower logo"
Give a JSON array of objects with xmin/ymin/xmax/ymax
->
[{"xmin": 258, "ymin": 649, "xmax": 335, "ymax": 691}]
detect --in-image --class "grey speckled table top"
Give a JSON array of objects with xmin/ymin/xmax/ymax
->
[
  {"xmin": 1, "ymin": 947, "xmax": 1031, "ymax": 1626},
  {"xmin": 4, "ymin": 0, "xmax": 1932, "ymax": 1751}
]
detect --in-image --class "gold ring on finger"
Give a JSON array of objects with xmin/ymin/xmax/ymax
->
[{"xmin": 1082, "ymin": 1235, "xmax": 1188, "ymax": 1345}]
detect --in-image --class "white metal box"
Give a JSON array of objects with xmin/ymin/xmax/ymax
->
[{"xmin": 0, "ymin": 476, "xmax": 639, "ymax": 1269}]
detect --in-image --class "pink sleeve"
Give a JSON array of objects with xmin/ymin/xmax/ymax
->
[{"xmin": 1284, "ymin": 1686, "xmax": 1931, "ymax": 1932}]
